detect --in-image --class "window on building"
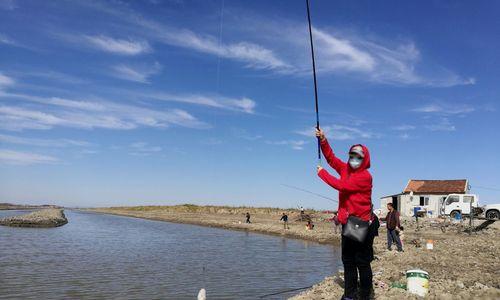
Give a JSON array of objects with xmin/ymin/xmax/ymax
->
[{"xmin": 420, "ymin": 196, "xmax": 430, "ymax": 206}]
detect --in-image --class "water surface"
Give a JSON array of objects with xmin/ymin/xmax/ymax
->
[{"xmin": 0, "ymin": 210, "xmax": 341, "ymax": 299}]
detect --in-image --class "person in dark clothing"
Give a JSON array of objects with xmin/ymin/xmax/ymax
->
[
  {"xmin": 280, "ymin": 212, "xmax": 289, "ymax": 229},
  {"xmin": 245, "ymin": 212, "xmax": 251, "ymax": 224},
  {"xmin": 316, "ymin": 127, "xmax": 377, "ymax": 300},
  {"xmin": 385, "ymin": 203, "xmax": 403, "ymax": 252}
]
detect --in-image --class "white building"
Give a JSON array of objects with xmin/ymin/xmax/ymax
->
[{"xmin": 380, "ymin": 179, "xmax": 469, "ymax": 218}]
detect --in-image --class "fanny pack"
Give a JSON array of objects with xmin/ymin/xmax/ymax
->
[
  {"xmin": 342, "ymin": 215, "xmax": 370, "ymax": 243},
  {"xmin": 342, "ymin": 204, "xmax": 374, "ymax": 243}
]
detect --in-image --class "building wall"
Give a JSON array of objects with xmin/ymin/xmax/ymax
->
[{"xmin": 381, "ymin": 194, "xmax": 448, "ymax": 218}]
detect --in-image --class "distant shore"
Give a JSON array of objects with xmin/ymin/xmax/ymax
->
[
  {"xmin": 0, "ymin": 208, "xmax": 68, "ymax": 228},
  {"xmin": 90, "ymin": 205, "xmax": 500, "ymax": 300},
  {"xmin": 0, "ymin": 203, "xmax": 62, "ymax": 210}
]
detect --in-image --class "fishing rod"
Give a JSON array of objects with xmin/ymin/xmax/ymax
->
[
  {"xmin": 281, "ymin": 184, "xmax": 338, "ymax": 203},
  {"xmin": 306, "ymin": 0, "xmax": 321, "ymax": 163}
]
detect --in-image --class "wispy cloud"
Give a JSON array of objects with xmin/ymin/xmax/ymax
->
[
  {"xmin": 391, "ymin": 125, "xmax": 416, "ymax": 131},
  {"xmin": 76, "ymin": 1, "xmax": 289, "ymax": 71},
  {"xmin": 0, "ymin": 72, "xmax": 15, "ymax": 89},
  {"xmin": 129, "ymin": 142, "xmax": 162, "ymax": 156},
  {"xmin": 296, "ymin": 125, "xmax": 379, "ymax": 141},
  {"xmin": 0, "ymin": 33, "xmax": 16, "ymax": 46},
  {"xmin": 82, "ymin": 35, "xmax": 151, "ymax": 55},
  {"xmin": 0, "ymin": 133, "xmax": 91, "ymax": 147},
  {"xmin": 0, "ymin": 92, "xmax": 209, "ymax": 131},
  {"xmin": 111, "ymin": 62, "xmax": 161, "ymax": 83},
  {"xmin": 412, "ymin": 102, "xmax": 475, "ymax": 115},
  {"xmin": 424, "ymin": 118, "xmax": 456, "ymax": 132},
  {"xmin": 0, "ymin": 149, "xmax": 58, "ymax": 165},
  {"xmin": 266, "ymin": 140, "xmax": 307, "ymax": 150},
  {"xmin": 147, "ymin": 93, "xmax": 257, "ymax": 114}
]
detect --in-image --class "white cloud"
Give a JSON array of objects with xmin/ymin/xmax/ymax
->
[
  {"xmin": 76, "ymin": 2, "xmax": 289, "ymax": 71},
  {"xmin": 0, "ymin": 133, "xmax": 91, "ymax": 147},
  {"xmin": 0, "ymin": 149, "xmax": 58, "ymax": 165},
  {"xmin": 82, "ymin": 35, "xmax": 151, "ymax": 55},
  {"xmin": 0, "ymin": 72, "xmax": 15, "ymax": 89},
  {"xmin": 129, "ymin": 142, "xmax": 162, "ymax": 156},
  {"xmin": 391, "ymin": 125, "xmax": 416, "ymax": 131},
  {"xmin": 425, "ymin": 118, "xmax": 456, "ymax": 132},
  {"xmin": 111, "ymin": 62, "xmax": 161, "ymax": 83},
  {"xmin": 296, "ymin": 125, "xmax": 379, "ymax": 141},
  {"xmin": 0, "ymin": 92, "xmax": 209, "ymax": 131},
  {"xmin": 412, "ymin": 102, "xmax": 475, "ymax": 115},
  {"xmin": 0, "ymin": 33, "xmax": 16, "ymax": 45},
  {"xmin": 147, "ymin": 93, "xmax": 257, "ymax": 114},
  {"xmin": 266, "ymin": 140, "xmax": 307, "ymax": 150}
]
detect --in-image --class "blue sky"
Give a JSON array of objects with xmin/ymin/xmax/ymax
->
[{"xmin": 0, "ymin": 0, "xmax": 499, "ymax": 208}]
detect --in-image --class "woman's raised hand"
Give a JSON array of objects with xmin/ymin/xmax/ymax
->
[{"xmin": 315, "ymin": 127, "xmax": 325, "ymax": 141}]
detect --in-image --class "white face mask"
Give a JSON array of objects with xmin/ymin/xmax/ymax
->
[{"xmin": 349, "ymin": 157, "xmax": 363, "ymax": 169}]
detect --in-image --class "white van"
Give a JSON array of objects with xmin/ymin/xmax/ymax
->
[{"xmin": 441, "ymin": 194, "xmax": 479, "ymax": 218}]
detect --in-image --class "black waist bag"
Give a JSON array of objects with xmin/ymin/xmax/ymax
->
[{"xmin": 342, "ymin": 215, "xmax": 370, "ymax": 243}]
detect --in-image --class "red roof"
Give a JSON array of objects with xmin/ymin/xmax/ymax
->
[{"xmin": 404, "ymin": 179, "xmax": 468, "ymax": 194}]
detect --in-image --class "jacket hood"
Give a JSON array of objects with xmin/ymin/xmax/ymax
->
[{"xmin": 349, "ymin": 144, "xmax": 370, "ymax": 171}]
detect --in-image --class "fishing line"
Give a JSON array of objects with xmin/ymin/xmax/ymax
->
[
  {"xmin": 281, "ymin": 184, "xmax": 338, "ymax": 203},
  {"xmin": 306, "ymin": 0, "xmax": 321, "ymax": 163},
  {"xmin": 259, "ymin": 285, "xmax": 313, "ymax": 298}
]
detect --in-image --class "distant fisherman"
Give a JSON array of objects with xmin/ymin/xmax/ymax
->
[
  {"xmin": 280, "ymin": 212, "xmax": 289, "ymax": 229},
  {"xmin": 245, "ymin": 212, "xmax": 251, "ymax": 224}
]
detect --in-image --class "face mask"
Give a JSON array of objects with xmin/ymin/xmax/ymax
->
[{"xmin": 349, "ymin": 157, "xmax": 363, "ymax": 169}]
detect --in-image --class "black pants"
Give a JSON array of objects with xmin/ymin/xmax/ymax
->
[{"xmin": 341, "ymin": 225, "xmax": 375, "ymax": 300}]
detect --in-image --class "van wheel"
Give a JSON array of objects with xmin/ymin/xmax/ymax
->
[
  {"xmin": 450, "ymin": 210, "xmax": 460, "ymax": 219},
  {"xmin": 486, "ymin": 210, "xmax": 500, "ymax": 220}
]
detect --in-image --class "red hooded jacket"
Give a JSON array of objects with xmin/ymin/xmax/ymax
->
[{"xmin": 317, "ymin": 139, "xmax": 373, "ymax": 225}]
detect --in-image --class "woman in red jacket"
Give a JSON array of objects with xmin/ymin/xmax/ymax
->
[{"xmin": 316, "ymin": 127, "xmax": 377, "ymax": 300}]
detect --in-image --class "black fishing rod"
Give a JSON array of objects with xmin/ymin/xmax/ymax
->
[
  {"xmin": 281, "ymin": 184, "xmax": 338, "ymax": 203},
  {"xmin": 306, "ymin": 0, "xmax": 321, "ymax": 163}
]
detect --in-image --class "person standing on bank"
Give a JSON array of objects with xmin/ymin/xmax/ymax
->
[
  {"xmin": 316, "ymin": 127, "xmax": 378, "ymax": 300},
  {"xmin": 245, "ymin": 212, "xmax": 251, "ymax": 224},
  {"xmin": 386, "ymin": 203, "xmax": 403, "ymax": 252},
  {"xmin": 280, "ymin": 212, "xmax": 289, "ymax": 229}
]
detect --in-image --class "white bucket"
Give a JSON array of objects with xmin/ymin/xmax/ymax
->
[{"xmin": 406, "ymin": 269, "xmax": 429, "ymax": 297}]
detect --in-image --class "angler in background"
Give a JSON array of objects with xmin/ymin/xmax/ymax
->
[
  {"xmin": 280, "ymin": 212, "xmax": 289, "ymax": 230},
  {"xmin": 330, "ymin": 211, "xmax": 341, "ymax": 234},
  {"xmin": 245, "ymin": 212, "xmax": 251, "ymax": 224},
  {"xmin": 315, "ymin": 127, "xmax": 378, "ymax": 300},
  {"xmin": 386, "ymin": 203, "xmax": 403, "ymax": 252}
]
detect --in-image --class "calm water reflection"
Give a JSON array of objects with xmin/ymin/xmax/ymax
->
[{"xmin": 0, "ymin": 210, "xmax": 341, "ymax": 299}]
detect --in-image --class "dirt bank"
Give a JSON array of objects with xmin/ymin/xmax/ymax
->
[
  {"xmin": 89, "ymin": 205, "xmax": 500, "ymax": 299},
  {"xmin": 89, "ymin": 205, "xmax": 340, "ymax": 244},
  {"xmin": 0, "ymin": 209, "xmax": 68, "ymax": 228},
  {"xmin": 291, "ymin": 218, "xmax": 500, "ymax": 300}
]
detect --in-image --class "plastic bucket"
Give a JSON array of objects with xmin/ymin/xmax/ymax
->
[{"xmin": 406, "ymin": 269, "xmax": 429, "ymax": 297}]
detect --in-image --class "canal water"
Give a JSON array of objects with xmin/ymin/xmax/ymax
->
[{"xmin": 0, "ymin": 210, "xmax": 341, "ymax": 299}]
